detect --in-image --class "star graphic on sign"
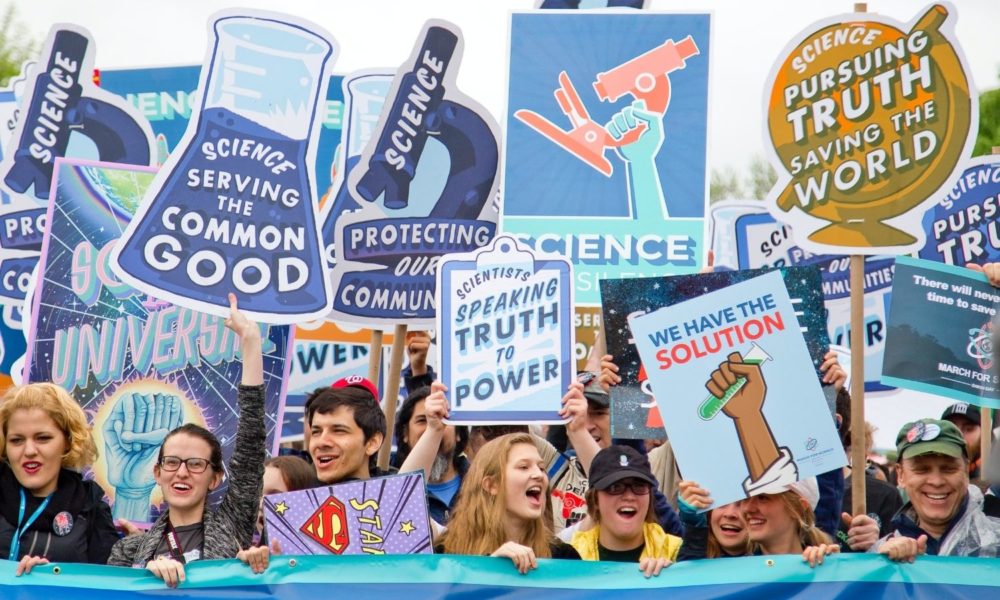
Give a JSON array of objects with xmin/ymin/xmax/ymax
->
[
  {"xmin": 399, "ymin": 520, "xmax": 416, "ymax": 536},
  {"xmin": 274, "ymin": 501, "xmax": 289, "ymax": 516}
]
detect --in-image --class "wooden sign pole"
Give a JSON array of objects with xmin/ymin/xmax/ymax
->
[
  {"xmin": 377, "ymin": 323, "xmax": 408, "ymax": 470},
  {"xmin": 850, "ymin": 1, "xmax": 869, "ymax": 518}
]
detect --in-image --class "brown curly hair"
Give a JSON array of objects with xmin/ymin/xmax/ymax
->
[{"xmin": 0, "ymin": 383, "xmax": 97, "ymax": 470}]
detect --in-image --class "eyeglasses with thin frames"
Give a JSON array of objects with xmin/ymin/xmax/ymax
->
[{"xmin": 160, "ymin": 456, "xmax": 211, "ymax": 473}]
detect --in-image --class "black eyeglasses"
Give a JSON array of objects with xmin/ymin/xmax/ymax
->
[
  {"xmin": 160, "ymin": 456, "xmax": 211, "ymax": 473},
  {"xmin": 604, "ymin": 481, "xmax": 652, "ymax": 496}
]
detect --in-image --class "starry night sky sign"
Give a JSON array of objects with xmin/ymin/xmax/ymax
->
[
  {"xmin": 24, "ymin": 159, "xmax": 291, "ymax": 523},
  {"xmin": 600, "ymin": 266, "xmax": 831, "ymax": 440}
]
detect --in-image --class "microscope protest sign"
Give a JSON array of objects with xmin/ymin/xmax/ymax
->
[
  {"xmin": 111, "ymin": 11, "xmax": 339, "ymax": 324},
  {"xmin": 0, "ymin": 25, "xmax": 157, "ymax": 308},
  {"xmin": 328, "ymin": 20, "xmax": 501, "ymax": 328},
  {"xmin": 24, "ymin": 159, "xmax": 291, "ymax": 524},
  {"xmin": 627, "ymin": 271, "xmax": 844, "ymax": 508},
  {"xmin": 763, "ymin": 3, "xmax": 977, "ymax": 255},
  {"xmin": 601, "ymin": 266, "xmax": 833, "ymax": 443},
  {"xmin": 264, "ymin": 471, "xmax": 432, "ymax": 556},
  {"xmin": 882, "ymin": 256, "xmax": 1000, "ymax": 408},
  {"xmin": 503, "ymin": 11, "xmax": 710, "ymax": 313},
  {"xmin": 437, "ymin": 235, "xmax": 573, "ymax": 424}
]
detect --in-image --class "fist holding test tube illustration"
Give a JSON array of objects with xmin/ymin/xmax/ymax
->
[{"xmin": 703, "ymin": 345, "xmax": 798, "ymax": 496}]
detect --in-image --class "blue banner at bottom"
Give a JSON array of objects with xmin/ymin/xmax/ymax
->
[{"xmin": 1, "ymin": 554, "xmax": 996, "ymax": 598}]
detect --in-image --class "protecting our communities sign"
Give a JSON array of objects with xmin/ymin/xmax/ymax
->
[{"xmin": 763, "ymin": 3, "xmax": 977, "ymax": 255}]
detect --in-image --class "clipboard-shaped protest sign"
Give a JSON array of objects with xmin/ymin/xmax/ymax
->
[{"xmin": 437, "ymin": 235, "xmax": 573, "ymax": 424}]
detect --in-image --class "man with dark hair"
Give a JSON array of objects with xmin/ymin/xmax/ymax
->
[
  {"xmin": 304, "ymin": 376, "xmax": 387, "ymax": 484},
  {"xmin": 393, "ymin": 387, "xmax": 468, "ymax": 524},
  {"xmin": 873, "ymin": 418, "xmax": 1000, "ymax": 560},
  {"xmin": 940, "ymin": 402, "xmax": 983, "ymax": 478}
]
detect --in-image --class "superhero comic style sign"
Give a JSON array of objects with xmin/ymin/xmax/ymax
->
[
  {"xmin": 503, "ymin": 11, "xmax": 710, "ymax": 307},
  {"xmin": 111, "ymin": 11, "xmax": 339, "ymax": 324},
  {"xmin": 437, "ymin": 235, "xmax": 573, "ymax": 424},
  {"xmin": 264, "ymin": 471, "xmax": 432, "ymax": 556},
  {"xmin": 25, "ymin": 160, "xmax": 291, "ymax": 524},
  {"xmin": 628, "ymin": 271, "xmax": 845, "ymax": 508},
  {"xmin": 329, "ymin": 20, "xmax": 501, "ymax": 327},
  {"xmin": 763, "ymin": 3, "xmax": 977, "ymax": 255}
]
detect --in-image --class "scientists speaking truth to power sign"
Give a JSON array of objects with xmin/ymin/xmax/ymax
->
[{"xmin": 763, "ymin": 3, "xmax": 976, "ymax": 255}]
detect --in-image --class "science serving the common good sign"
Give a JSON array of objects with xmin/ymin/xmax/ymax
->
[{"xmin": 763, "ymin": 3, "xmax": 977, "ymax": 255}]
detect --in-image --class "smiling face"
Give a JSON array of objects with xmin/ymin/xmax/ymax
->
[
  {"xmin": 897, "ymin": 453, "xmax": 969, "ymax": 538},
  {"xmin": 309, "ymin": 406, "xmax": 381, "ymax": 483},
  {"xmin": 595, "ymin": 479, "xmax": 651, "ymax": 549},
  {"xmin": 710, "ymin": 502, "xmax": 748, "ymax": 555},
  {"xmin": 5, "ymin": 408, "xmax": 67, "ymax": 497},
  {"xmin": 155, "ymin": 433, "xmax": 221, "ymax": 515},
  {"xmin": 494, "ymin": 443, "xmax": 547, "ymax": 525},
  {"xmin": 741, "ymin": 493, "xmax": 798, "ymax": 551}
]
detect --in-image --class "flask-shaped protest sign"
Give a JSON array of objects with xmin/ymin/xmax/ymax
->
[{"xmin": 111, "ymin": 12, "xmax": 337, "ymax": 324}]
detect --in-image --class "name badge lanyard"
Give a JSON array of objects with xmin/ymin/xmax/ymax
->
[
  {"xmin": 164, "ymin": 521, "xmax": 187, "ymax": 564},
  {"xmin": 9, "ymin": 488, "xmax": 52, "ymax": 560}
]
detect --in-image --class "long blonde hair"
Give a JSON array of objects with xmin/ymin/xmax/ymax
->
[
  {"xmin": 441, "ymin": 433, "xmax": 554, "ymax": 557},
  {"xmin": 0, "ymin": 383, "xmax": 97, "ymax": 470},
  {"xmin": 748, "ymin": 491, "xmax": 831, "ymax": 554}
]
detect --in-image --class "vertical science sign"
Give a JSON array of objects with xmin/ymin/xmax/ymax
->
[{"xmin": 503, "ymin": 11, "xmax": 710, "ymax": 305}]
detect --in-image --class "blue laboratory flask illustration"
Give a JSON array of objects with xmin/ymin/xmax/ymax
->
[{"xmin": 115, "ymin": 15, "xmax": 333, "ymax": 319}]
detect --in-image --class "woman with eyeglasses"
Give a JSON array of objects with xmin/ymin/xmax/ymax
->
[
  {"xmin": 569, "ymin": 445, "xmax": 680, "ymax": 577},
  {"xmin": 107, "ymin": 295, "xmax": 266, "ymax": 588}
]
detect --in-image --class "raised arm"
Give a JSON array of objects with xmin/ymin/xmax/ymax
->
[
  {"xmin": 218, "ymin": 294, "xmax": 266, "ymax": 549},
  {"xmin": 400, "ymin": 382, "xmax": 449, "ymax": 480}
]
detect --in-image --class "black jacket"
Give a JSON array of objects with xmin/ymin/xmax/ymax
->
[{"xmin": 0, "ymin": 466, "xmax": 117, "ymax": 564}]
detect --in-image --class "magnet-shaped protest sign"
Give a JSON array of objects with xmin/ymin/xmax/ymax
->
[
  {"xmin": 763, "ymin": 3, "xmax": 977, "ymax": 255},
  {"xmin": 0, "ymin": 25, "xmax": 155, "ymax": 201},
  {"xmin": 628, "ymin": 271, "xmax": 844, "ymax": 508},
  {"xmin": 264, "ymin": 471, "xmax": 432, "ymax": 555},
  {"xmin": 27, "ymin": 159, "xmax": 291, "ymax": 524},
  {"xmin": 918, "ymin": 157, "xmax": 1000, "ymax": 266},
  {"xmin": 329, "ymin": 20, "xmax": 501, "ymax": 327},
  {"xmin": 437, "ymin": 235, "xmax": 572, "ymax": 424},
  {"xmin": 110, "ymin": 11, "xmax": 338, "ymax": 324}
]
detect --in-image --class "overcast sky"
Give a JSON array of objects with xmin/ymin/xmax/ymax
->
[{"xmin": 10, "ymin": 0, "xmax": 1000, "ymax": 175}]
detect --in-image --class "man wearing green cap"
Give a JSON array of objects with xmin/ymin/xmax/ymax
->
[{"xmin": 872, "ymin": 418, "xmax": 1000, "ymax": 561}]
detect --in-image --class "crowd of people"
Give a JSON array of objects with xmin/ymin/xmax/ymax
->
[{"xmin": 2, "ymin": 263, "xmax": 1000, "ymax": 590}]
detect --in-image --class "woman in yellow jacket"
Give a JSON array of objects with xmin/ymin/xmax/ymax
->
[{"xmin": 571, "ymin": 446, "xmax": 681, "ymax": 577}]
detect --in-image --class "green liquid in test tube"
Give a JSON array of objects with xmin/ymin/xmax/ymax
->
[{"xmin": 697, "ymin": 343, "xmax": 772, "ymax": 421}]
